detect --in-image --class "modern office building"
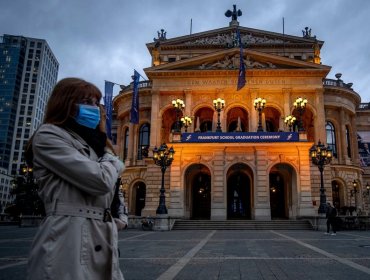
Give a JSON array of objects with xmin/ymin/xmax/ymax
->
[
  {"xmin": 114, "ymin": 8, "xmax": 370, "ymax": 222},
  {"xmin": 0, "ymin": 34, "xmax": 58, "ymax": 212}
]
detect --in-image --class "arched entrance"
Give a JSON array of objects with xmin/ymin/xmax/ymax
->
[
  {"xmin": 133, "ymin": 182, "xmax": 146, "ymax": 216},
  {"xmin": 269, "ymin": 164, "xmax": 296, "ymax": 219},
  {"xmin": 192, "ymin": 172, "xmax": 211, "ymax": 219},
  {"xmin": 185, "ymin": 164, "xmax": 212, "ymax": 219},
  {"xmin": 269, "ymin": 173, "xmax": 286, "ymax": 219},
  {"xmin": 227, "ymin": 163, "xmax": 252, "ymax": 219},
  {"xmin": 332, "ymin": 181, "xmax": 341, "ymax": 209}
]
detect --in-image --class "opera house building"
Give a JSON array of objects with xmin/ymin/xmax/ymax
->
[{"xmin": 113, "ymin": 10, "xmax": 370, "ymax": 225}]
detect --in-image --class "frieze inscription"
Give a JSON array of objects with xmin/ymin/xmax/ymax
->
[{"xmin": 181, "ymin": 78, "xmax": 288, "ymax": 87}]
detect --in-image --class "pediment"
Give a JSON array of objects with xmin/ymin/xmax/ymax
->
[
  {"xmin": 147, "ymin": 26, "xmax": 322, "ymax": 50},
  {"xmin": 144, "ymin": 48, "xmax": 330, "ymax": 75}
]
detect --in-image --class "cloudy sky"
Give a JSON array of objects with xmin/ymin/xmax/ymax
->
[{"xmin": 1, "ymin": 0, "xmax": 369, "ymax": 102}]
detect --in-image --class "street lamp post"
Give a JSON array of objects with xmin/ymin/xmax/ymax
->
[
  {"xmin": 284, "ymin": 115, "xmax": 296, "ymax": 132},
  {"xmin": 152, "ymin": 144, "xmax": 175, "ymax": 214},
  {"xmin": 310, "ymin": 141, "xmax": 333, "ymax": 214},
  {"xmin": 350, "ymin": 180, "xmax": 359, "ymax": 209},
  {"xmin": 21, "ymin": 165, "xmax": 33, "ymax": 184},
  {"xmin": 213, "ymin": 98, "xmax": 225, "ymax": 132},
  {"xmin": 181, "ymin": 116, "xmax": 192, "ymax": 132},
  {"xmin": 172, "ymin": 99, "xmax": 185, "ymax": 133},
  {"xmin": 254, "ymin": 97, "xmax": 266, "ymax": 132},
  {"xmin": 293, "ymin": 97, "xmax": 308, "ymax": 132}
]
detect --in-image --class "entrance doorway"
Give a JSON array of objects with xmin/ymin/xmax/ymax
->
[
  {"xmin": 227, "ymin": 171, "xmax": 251, "ymax": 219},
  {"xmin": 192, "ymin": 172, "xmax": 211, "ymax": 219},
  {"xmin": 269, "ymin": 173, "xmax": 286, "ymax": 219},
  {"xmin": 134, "ymin": 182, "xmax": 146, "ymax": 216}
]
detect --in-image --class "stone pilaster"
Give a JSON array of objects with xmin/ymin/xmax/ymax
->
[
  {"xmin": 150, "ymin": 91, "xmax": 160, "ymax": 146},
  {"xmin": 339, "ymin": 107, "xmax": 348, "ymax": 163},
  {"xmin": 250, "ymin": 88, "xmax": 259, "ymax": 132},
  {"xmin": 212, "ymin": 149, "xmax": 226, "ymax": 220},
  {"xmin": 315, "ymin": 88, "xmax": 326, "ymax": 142},
  {"xmin": 254, "ymin": 148, "xmax": 270, "ymax": 220},
  {"xmin": 297, "ymin": 146, "xmax": 315, "ymax": 216},
  {"xmin": 168, "ymin": 149, "xmax": 184, "ymax": 217}
]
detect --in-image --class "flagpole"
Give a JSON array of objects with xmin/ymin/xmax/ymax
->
[
  {"xmin": 283, "ymin": 17, "xmax": 286, "ymax": 57},
  {"xmin": 133, "ymin": 69, "xmax": 147, "ymax": 82},
  {"xmin": 104, "ymin": 80, "xmax": 122, "ymax": 87}
]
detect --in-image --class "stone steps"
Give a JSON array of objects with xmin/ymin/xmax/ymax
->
[{"xmin": 172, "ymin": 220, "xmax": 313, "ymax": 230}]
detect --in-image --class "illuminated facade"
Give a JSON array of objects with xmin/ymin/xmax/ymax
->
[{"xmin": 114, "ymin": 13, "xmax": 370, "ymax": 220}]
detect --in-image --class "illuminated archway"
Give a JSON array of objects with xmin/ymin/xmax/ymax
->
[
  {"xmin": 131, "ymin": 181, "xmax": 146, "ymax": 216},
  {"xmin": 184, "ymin": 164, "xmax": 212, "ymax": 219},
  {"xmin": 226, "ymin": 163, "xmax": 253, "ymax": 219},
  {"xmin": 226, "ymin": 106, "xmax": 249, "ymax": 132},
  {"xmin": 269, "ymin": 163, "xmax": 296, "ymax": 219}
]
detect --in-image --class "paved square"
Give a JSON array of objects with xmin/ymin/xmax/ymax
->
[{"xmin": 1, "ymin": 226, "xmax": 370, "ymax": 279}]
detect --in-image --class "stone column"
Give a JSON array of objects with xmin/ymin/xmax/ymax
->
[
  {"xmin": 212, "ymin": 148, "xmax": 227, "ymax": 220},
  {"xmin": 339, "ymin": 107, "xmax": 347, "ymax": 163},
  {"xmin": 150, "ymin": 91, "xmax": 160, "ymax": 147},
  {"xmin": 250, "ymin": 89, "xmax": 259, "ymax": 132},
  {"xmin": 297, "ymin": 145, "xmax": 316, "ymax": 216},
  {"xmin": 350, "ymin": 114, "xmax": 360, "ymax": 164},
  {"xmin": 254, "ymin": 147, "xmax": 270, "ymax": 220},
  {"xmin": 168, "ymin": 145, "xmax": 184, "ymax": 217},
  {"xmin": 283, "ymin": 88, "xmax": 292, "ymax": 131},
  {"xmin": 314, "ymin": 88, "xmax": 326, "ymax": 142}
]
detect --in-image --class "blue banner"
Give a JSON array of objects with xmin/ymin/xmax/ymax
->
[
  {"xmin": 181, "ymin": 132, "xmax": 299, "ymax": 143},
  {"xmin": 130, "ymin": 70, "xmax": 140, "ymax": 124},
  {"xmin": 104, "ymin": 81, "xmax": 114, "ymax": 141}
]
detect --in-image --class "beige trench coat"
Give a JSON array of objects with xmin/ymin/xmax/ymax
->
[{"xmin": 27, "ymin": 124, "xmax": 124, "ymax": 280}]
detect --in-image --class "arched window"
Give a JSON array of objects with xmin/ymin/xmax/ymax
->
[
  {"xmin": 200, "ymin": 121, "xmax": 213, "ymax": 132},
  {"xmin": 346, "ymin": 125, "xmax": 351, "ymax": 158},
  {"xmin": 138, "ymin": 123, "xmax": 150, "ymax": 160},
  {"xmin": 123, "ymin": 127, "xmax": 129, "ymax": 160},
  {"xmin": 326, "ymin": 122, "xmax": 337, "ymax": 158}
]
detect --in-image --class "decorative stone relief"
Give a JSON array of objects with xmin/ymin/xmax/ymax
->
[
  {"xmin": 226, "ymin": 156, "xmax": 235, "ymax": 161},
  {"xmin": 184, "ymin": 32, "xmax": 286, "ymax": 46},
  {"xmin": 231, "ymin": 93, "xmax": 242, "ymax": 101},
  {"xmin": 199, "ymin": 54, "xmax": 276, "ymax": 70},
  {"xmin": 202, "ymin": 156, "xmax": 213, "ymax": 162}
]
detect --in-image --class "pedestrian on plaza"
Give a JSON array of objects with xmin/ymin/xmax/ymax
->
[
  {"xmin": 25, "ymin": 78, "xmax": 127, "ymax": 280},
  {"xmin": 325, "ymin": 201, "xmax": 337, "ymax": 235}
]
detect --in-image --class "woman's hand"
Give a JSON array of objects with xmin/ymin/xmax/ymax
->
[
  {"xmin": 98, "ymin": 104, "xmax": 107, "ymax": 133},
  {"xmin": 114, "ymin": 218, "xmax": 127, "ymax": 231}
]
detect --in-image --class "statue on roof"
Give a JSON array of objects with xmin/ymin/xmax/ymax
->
[
  {"xmin": 225, "ymin": 4, "xmax": 242, "ymax": 26},
  {"xmin": 302, "ymin": 27, "xmax": 316, "ymax": 39},
  {"xmin": 153, "ymin": 29, "xmax": 167, "ymax": 44}
]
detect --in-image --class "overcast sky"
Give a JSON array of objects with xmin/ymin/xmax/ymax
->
[{"xmin": 1, "ymin": 0, "xmax": 369, "ymax": 102}]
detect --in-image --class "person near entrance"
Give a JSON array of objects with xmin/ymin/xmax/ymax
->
[{"xmin": 325, "ymin": 201, "xmax": 337, "ymax": 235}]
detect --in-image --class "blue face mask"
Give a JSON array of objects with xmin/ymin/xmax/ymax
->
[{"xmin": 75, "ymin": 104, "xmax": 100, "ymax": 129}]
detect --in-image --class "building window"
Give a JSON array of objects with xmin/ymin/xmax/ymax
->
[
  {"xmin": 346, "ymin": 125, "xmax": 351, "ymax": 158},
  {"xmin": 138, "ymin": 123, "xmax": 150, "ymax": 160},
  {"xmin": 124, "ymin": 128, "xmax": 129, "ymax": 160},
  {"xmin": 326, "ymin": 121, "xmax": 337, "ymax": 157}
]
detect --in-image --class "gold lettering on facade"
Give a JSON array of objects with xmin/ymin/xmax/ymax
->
[{"xmin": 181, "ymin": 78, "xmax": 288, "ymax": 87}]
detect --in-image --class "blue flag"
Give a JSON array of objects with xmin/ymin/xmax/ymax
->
[
  {"xmin": 237, "ymin": 29, "xmax": 246, "ymax": 91},
  {"xmin": 130, "ymin": 70, "xmax": 140, "ymax": 124},
  {"xmin": 104, "ymin": 81, "xmax": 114, "ymax": 140}
]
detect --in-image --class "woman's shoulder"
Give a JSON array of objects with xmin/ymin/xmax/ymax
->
[
  {"xmin": 36, "ymin": 124, "xmax": 68, "ymax": 135},
  {"xmin": 34, "ymin": 124, "xmax": 74, "ymax": 142},
  {"xmin": 34, "ymin": 124, "xmax": 87, "ymax": 149}
]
